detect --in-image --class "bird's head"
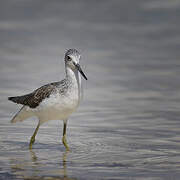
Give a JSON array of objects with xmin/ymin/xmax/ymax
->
[{"xmin": 65, "ymin": 49, "xmax": 87, "ymax": 80}]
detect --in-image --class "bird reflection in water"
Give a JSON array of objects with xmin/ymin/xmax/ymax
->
[{"xmin": 10, "ymin": 149, "xmax": 77, "ymax": 180}]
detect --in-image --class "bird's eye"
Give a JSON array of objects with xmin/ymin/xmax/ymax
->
[{"xmin": 67, "ymin": 56, "xmax": 71, "ymax": 61}]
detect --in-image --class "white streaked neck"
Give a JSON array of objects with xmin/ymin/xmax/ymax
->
[{"xmin": 65, "ymin": 66, "xmax": 82, "ymax": 100}]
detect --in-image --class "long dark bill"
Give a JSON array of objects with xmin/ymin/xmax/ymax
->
[{"xmin": 75, "ymin": 63, "xmax": 88, "ymax": 80}]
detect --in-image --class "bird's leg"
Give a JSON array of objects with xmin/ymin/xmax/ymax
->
[
  {"xmin": 62, "ymin": 120, "xmax": 69, "ymax": 151},
  {"xmin": 29, "ymin": 122, "xmax": 40, "ymax": 149}
]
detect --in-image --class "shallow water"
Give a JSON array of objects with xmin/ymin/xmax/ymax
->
[{"xmin": 1, "ymin": 0, "xmax": 180, "ymax": 179}]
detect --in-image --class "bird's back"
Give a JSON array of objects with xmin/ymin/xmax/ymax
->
[
  {"xmin": 8, "ymin": 78, "xmax": 80, "ymax": 123},
  {"xmin": 8, "ymin": 81, "xmax": 66, "ymax": 108}
]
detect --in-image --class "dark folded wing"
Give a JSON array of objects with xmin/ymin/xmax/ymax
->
[{"xmin": 8, "ymin": 82, "xmax": 59, "ymax": 108}]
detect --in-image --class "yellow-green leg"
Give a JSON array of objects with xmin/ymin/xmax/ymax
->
[
  {"xmin": 29, "ymin": 122, "xmax": 40, "ymax": 149},
  {"xmin": 62, "ymin": 121, "xmax": 69, "ymax": 151}
]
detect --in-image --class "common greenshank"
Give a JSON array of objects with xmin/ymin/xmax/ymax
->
[{"xmin": 8, "ymin": 49, "xmax": 87, "ymax": 150}]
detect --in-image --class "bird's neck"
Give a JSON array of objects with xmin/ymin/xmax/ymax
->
[{"xmin": 65, "ymin": 66, "xmax": 82, "ymax": 99}]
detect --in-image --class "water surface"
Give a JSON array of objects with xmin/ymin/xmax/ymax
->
[{"xmin": 1, "ymin": 0, "xmax": 180, "ymax": 179}]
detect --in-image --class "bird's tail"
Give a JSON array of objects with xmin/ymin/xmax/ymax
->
[
  {"xmin": 8, "ymin": 96, "xmax": 19, "ymax": 103},
  {"xmin": 8, "ymin": 96, "xmax": 27, "ymax": 105},
  {"xmin": 10, "ymin": 106, "xmax": 33, "ymax": 123}
]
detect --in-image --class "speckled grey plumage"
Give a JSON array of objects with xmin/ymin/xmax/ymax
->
[
  {"xmin": 8, "ymin": 48, "xmax": 87, "ymax": 122},
  {"xmin": 8, "ymin": 48, "xmax": 87, "ymax": 149},
  {"xmin": 8, "ymin": 79, "xmax": 72, "ymax": 108}
]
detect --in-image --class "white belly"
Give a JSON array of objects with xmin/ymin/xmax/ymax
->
[{"xmin": 29, "ymin": 92, "xmax": 79, "ymax": 123}]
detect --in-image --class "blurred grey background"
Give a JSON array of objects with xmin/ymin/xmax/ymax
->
[{"xmin": 1, "ymin": 0, "xmax": 180, "ymax": 180}]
